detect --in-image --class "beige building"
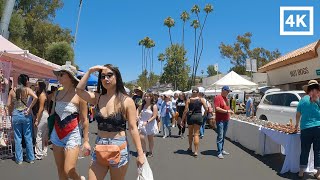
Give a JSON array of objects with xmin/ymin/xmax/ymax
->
[{"xmin": 259, "ymin": 40, "xmax": 320, "ymax": 90}]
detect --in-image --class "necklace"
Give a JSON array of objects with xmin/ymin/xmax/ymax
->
[{"xmin": 56, "ymin": 87, "xmax": 72, "ymax": 102}]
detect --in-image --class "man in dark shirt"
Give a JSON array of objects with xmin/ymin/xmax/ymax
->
[
  {"xmin": 132, "ymin": 86, "xmax": 143, "ymax": 109},
  {"xmin": 214, "ymin": 86, "xmax": 234, "ymax": 159}
]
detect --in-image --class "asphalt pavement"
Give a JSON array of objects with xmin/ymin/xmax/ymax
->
[{"xmin": 0, "ymin": 122, "xmax": 315, "ymax": 180}]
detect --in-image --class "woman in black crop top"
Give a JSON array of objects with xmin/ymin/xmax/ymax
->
[
  {"xmin": 76, "ymin": 64, "xmax": 145, "ymax": 180},
  {"xmin": 182, "ymin": 87, "xmax": 207, "ymax": 157}
]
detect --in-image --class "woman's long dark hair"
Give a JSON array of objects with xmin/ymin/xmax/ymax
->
[
  {"xmin": 97, "ymin": 64, "xmax": 128, "ymax": 114},
  {"xmin": 16, "ymin": 74, "xmax": 29, "ymax": 101},
  {"xmin": 141, "ymin": 93, "xmax": 155, "ymax": 110},
  {"xmin": 33, "ymin": 80, "xmax": 48, "ymax": 114}
]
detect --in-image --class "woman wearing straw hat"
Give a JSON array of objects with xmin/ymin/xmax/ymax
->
[
  {"xmin": 296, "ymin": 80, "xmax": 320, "ymax": 179},
  {"xmin": 50, "ymin": 62, "xmax": 90, "ymax": 180}
]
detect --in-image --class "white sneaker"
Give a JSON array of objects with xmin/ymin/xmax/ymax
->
[
  {"xmin": 80, "ymin": 176, "xmax": 86, "ymax": 180},
  {"xmin": 222, "ymin": 150, "xmax": 230, "ymax": 155},
  {"xmin": 217, "ymin": 154, "xmax": 224, "ymax": 159},
  {"xmin": 163, "ymin": 135, "xmax": 167, "ymax": 139},
  {"xmin": 172, "ymin": 125, "xmax": 175, "ymax": 128}
]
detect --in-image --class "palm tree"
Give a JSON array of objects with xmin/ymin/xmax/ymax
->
[
  {"xmin": 195, "ymin": 4, "xmax": 213, "ymax": 71},
  {"xmin": 191, "ymin": 5, "xmax": 200, "ymax": 16},
  {"xmin": 158, "ymin": 53, "xmax": 165, "ymax": 75},
  {"xmin": 138, "ymin": 39, "xmax": 145, "ymax": 77},
  {"xmin": 164, "ymin": 17, "xmax": 175, "ymax": 45},
  {"xmin": 191, "ymin": 19, "xmax": 199, "ymax": 86},
  {"xmin": 180, "ymin": 11, "xmax": 190, "ymax": 47}
]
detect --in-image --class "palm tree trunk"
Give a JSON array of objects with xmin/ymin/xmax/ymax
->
[
  {"xmin": 182, "ymin": 22, "xmax": 185, "ymax": 47},
  {"xmin": 195, "ymin": 14, "xmax": 208, "ymax": 77},
  {"xmin": 191, "ymin": 28, "xmax": 197, "ymax": 87},
  {"xmin": 151, "ymin": 48, "xmax": 154, "ymax": 73},
  {"xmin": 169, "ymin": 28, "xmax": 173, "ymax": 46},
  {"xmin": 194, "ymin": 14, "xmax": 209, "ymax": 85},
  {"xmin": 141, "ymin": 46, "xmax": 144, "ymax": 77},
  {"xmin": 161, "ymin": 61, "xmax": 163, "ymax": 75}
]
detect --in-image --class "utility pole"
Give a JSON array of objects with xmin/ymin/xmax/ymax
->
[
  {"xmin": 0, "ymin": 0, "xmax": 16, "ymax": 39},
  {"xmin": 74, "ymin": 0, "xmax": 84, "ymax": 49}
]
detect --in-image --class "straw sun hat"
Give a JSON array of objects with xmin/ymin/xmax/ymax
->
[
  {"xmin": 302, "ymin": 80, "xmax": 320, "ymax": 93},
  {"xmin": 53, "ymin": 62, "xmax": 79, "ymax": 82}
]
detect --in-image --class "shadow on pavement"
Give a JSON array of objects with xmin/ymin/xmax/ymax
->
[
  {"xmin": 173, "ymin": 149, "xmax": 193, "ymax": 156},
  {"xmin": 225, "ymin": 137, "xmax": 315, "ymax": 180},
  {"xmin": 200, "ymin": 150, "xmax": 218, "ymax": 156}
]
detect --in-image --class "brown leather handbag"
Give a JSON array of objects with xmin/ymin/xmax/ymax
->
[{"xmin": 95, "ymin": 142, "xmax": 127, "ymax": 166}]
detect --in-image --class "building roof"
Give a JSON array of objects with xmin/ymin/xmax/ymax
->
[{"xmin": 258, "ymin": 40, "xmax": 320, "ymax": 73}]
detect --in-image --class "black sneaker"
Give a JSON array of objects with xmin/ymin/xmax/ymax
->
[{"xmin": 146, "ymin": 152, "xmax": 153, "ymax": 158}]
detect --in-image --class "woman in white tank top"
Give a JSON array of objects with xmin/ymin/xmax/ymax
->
[{"xmin": 137, "ymin": 92, "xmax": 158, "ymax": 157}]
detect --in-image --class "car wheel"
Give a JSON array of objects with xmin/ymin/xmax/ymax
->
[{"xmin": 260, "ymin": 115, "xmax": 268, "ymax": 121}]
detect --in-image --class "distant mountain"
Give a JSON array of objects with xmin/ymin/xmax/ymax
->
[{"xmin": 126, "ymin": 79, "xmax": 138, "ymax": 84}]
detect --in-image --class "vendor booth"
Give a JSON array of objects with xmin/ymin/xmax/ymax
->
[{"xmin": 0, "ymin": 36, "xmax": 60, "ymax": 159}]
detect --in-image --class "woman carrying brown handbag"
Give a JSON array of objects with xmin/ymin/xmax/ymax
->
[{"xmin": 76, "ymin": 64, "xmax": 144, "ymax": 180}]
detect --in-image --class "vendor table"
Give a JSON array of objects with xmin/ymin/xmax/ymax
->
[{"xmin": 260, "ymin": 127, "xmax": 315, "ymax": 174}]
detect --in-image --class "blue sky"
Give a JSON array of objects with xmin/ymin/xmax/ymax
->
[{"xmin": 54, "ymin": 0, "xmax": 320, "ymax": 82}]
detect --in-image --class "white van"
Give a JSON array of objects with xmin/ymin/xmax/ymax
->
[{"xmin": 256, "ymin": 91, "xmax": 306, "ymax": 124}]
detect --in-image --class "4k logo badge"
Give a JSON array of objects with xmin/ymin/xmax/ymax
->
[{"xmin": 280, "ymin": 6, "xmax": 314, "ymax": 35}]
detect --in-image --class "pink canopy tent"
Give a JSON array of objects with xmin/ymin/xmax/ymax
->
[{"xmin": 0, "ymin": 35, "xmax": 60, "ymax": 85}]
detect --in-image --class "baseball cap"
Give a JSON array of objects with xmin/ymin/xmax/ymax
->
[{"xmin": 222, "ymin": 86, "xmax": 232, "ymax": 92}]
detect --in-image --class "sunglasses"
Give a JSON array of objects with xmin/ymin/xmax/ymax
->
[
  {"xmin": 101, "ymin": 72, "xmax": 114, "ymax": 80},
  {"xmin": 57, "ymin": 71, "xmax": 67, "ymax": 77}
]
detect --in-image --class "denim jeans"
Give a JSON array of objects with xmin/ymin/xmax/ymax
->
[
  {"xmin": 200, "ymin": 116, "xmax": 207, "ymax": 137},
  {"xmin": 12, "ymin": 109, "xmax": 35, "ymax": 163},
  {"xmin": 300, "ymin": 126, "xmax": 320, "ymax": 169},
  {"xmin": 162, "ymin": 115, "xmax": 171, "ymax": 136},
  {"xmin": 216, "ymin": 120, "xmax": 229, "ymax": 155}
]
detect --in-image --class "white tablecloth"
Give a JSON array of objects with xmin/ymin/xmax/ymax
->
[
  {"xmin": 260, "ymin": 127, "xmax": 315, "ymax": 174},
  {"xmin": 226, "ymin": 119, "xmax": 280, "ymax": 155}
]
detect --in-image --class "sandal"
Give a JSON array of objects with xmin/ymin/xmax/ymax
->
[
  {"xmin": 193, "ymin": 153, "xmax": 198, "ymax": 158},
  {"xmin": 314, "ymin": 173, "xmax": 320, "ymax": 180},
  {"xmin": 187, "ymin": 148, "xmax": 192, "ymax": 155}
]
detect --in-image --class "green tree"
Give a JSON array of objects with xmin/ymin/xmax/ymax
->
[
  {"xmin": 207, "ymin": 65, "xmax": 221, "ymax": 77},
  {"xmin": 0, "ymin": 0, "xmax": 5, "ymax": 15},
  {"xmin": 137, "ymin": 70, "xmax": 148, "ymax": 91},
  {"xmin": 14, "ymin": 0, "xmax": 63, "ymax": 21},
  {"xmin": 219, "ymin": 32, "xmax": 281, "ymax": 74},
  {"xmin": 190, "ymin": 4, "xmax": 213, "ymax": 87},
  {"xmin": 180, "ymin": 11, "xmax": 190, "ymax": 47},
  {"xmin": 149, "ymin": 72, "xmax": 160, "ymax": 88},
  {"xmin": 1, "ymin": 0, "xmax": 74, "ymax": 63},
  {"xmin": 8, "ymin": 11, "xmax": 26, "ymax": 47},
  {"xmin": 160, "ymin": 44, "xmax": 190, "ymax": 91},
  {"xmin": 164, "ymin": 17, "xmax": 175, "ymax": 45},
  {"xmin": 157, "ymin": 53, "xmax": 165, "ymax": 75},
  {"xmin": 46, "ymin": 41, "xmax": 75, "ymax": 66}
]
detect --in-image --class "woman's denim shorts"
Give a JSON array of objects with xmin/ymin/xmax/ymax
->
[
  {"xmin": 92, "ymin": 136, "xmax": 129, "ymax": 168},
  {"xmin": 50, "ymin": 125, "xmax": 82, "ymax": 149}
]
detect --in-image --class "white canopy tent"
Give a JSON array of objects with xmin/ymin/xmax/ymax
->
[
  {"xmin": 161, "ymin": 90, "xmax": 174, "ymax": 96},
  {"xmin": 207, "ymin": 71, "xmax": 258, "ymax": 90}
]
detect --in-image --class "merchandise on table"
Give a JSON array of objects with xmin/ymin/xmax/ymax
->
[{"xmin": 231, "ymin": 114, "xmax": 297, "ymax": 134}]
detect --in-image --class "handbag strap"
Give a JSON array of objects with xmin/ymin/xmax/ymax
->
[{"xmin": 51, "ymin": 90, "xmax": 60, "ymax": 115}]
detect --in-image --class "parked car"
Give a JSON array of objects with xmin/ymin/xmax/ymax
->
[{"xmin": 256, "ymin": 91, "xmax": 306, "ymax": 124}]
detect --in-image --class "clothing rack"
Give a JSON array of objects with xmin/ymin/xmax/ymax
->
[{"xmin": 0, "ymin": 98, "xmax": 13, "ymax": 159}]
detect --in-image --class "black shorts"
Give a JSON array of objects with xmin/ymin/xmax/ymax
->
[{"xmin": 187, "ymin": 113, "xmax": 203, "ymax": 125}]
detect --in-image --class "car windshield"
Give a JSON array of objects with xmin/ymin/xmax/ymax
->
[{"xmin": 299, "ymin": 93, "xmax": 306, "ymax": 99}]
